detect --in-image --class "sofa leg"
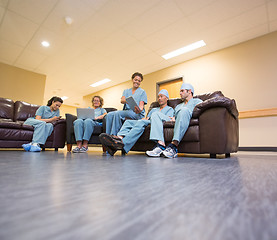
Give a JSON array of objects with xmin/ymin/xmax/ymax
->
[
  {"xmin": 225, "ymin": 153, "xmax": 230, "ymax": 158},
  {"xmin": 102, "ymin": 145, "xmax": 106, "ymax": 153},
  {"xmin": 67, "ymin": 144, "xmax": 72, "ymax": 152},
  {"xmin": 210, "ymin": 154, "xmax": 216, "ymax": 158},
  {"xmin": 41, "ymin": 148, "xmax": 45, "ymax": 152},
  {"xmin": 55, "ymin": 148, "xmax": 58, "ymax": 151}
]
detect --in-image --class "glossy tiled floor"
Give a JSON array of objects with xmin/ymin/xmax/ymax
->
[{"xmin": 0, "ymin": 149, "xmax": 277, "ymax": 240}]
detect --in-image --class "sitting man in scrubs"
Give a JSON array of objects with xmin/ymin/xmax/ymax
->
[
  {"xmin": 73, "ymin": 95, "xmax": 107, "ymax": 153},
  {"xmin": 105, "ymin": 72, "xmax": 147, "ymax": 137},
  {"xmin": 22, "ymin": 96, "xmax": 63, "ymax": 152},
  {"xmin": 146, "ymin": 83, "xmax": 203, "ymax": 158},
  {"xmin": 99, "ymin": 89, "xmax": 173, "ymax": 156}
]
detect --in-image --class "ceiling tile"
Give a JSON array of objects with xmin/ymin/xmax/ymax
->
[
  {"xmin": 42, "ymin": 0, "xmax": 97, "ymax": 35},
  {"xmin": 0, "ymin": 39, "xmax": 23, "ymax": 64},
  {"xmin": 187, "ymin": 0, "xmax": 265, "ymax": 31},
  {"xmin": 123, "ymin": 0, "xmax": 184, "ymax": 39},
  {"xmin": 174, "ymin": 0, "xmax": 217, "ymax": 16},
  {"xmin": 96, "ymin": 0, "xmax": 161, "ymax": 27},
  {"xmin": 0, "ymin": 10, "xmax": 39, "ymax": 46},
  {"xmin": 269, "ymin": 19, "xmax": 277, "ymax": 32},
  {"xmin": 26, "ymin": 27, "xmax": 67, "ymax": 56},
  {"xmin": 267, "ymin": 0, "xmax": 277, "ymax": 21},
  {"xmin": 92, "ymin": 30, "xmax": 137, "ymax": 57},
  {"xmin": 200, "ymin": 5, "xmax": 268, "ymax": 44},
  {"xmin": 8, "ymin": 0, "xmax": 58, "ymax": 24},
  {"xmin": 15, "ymin": 49, "xmax": 47, "ymax": 70},
  {"xmin": 141, "ymin": 17, "xmax": 197, "ymax": 52},
  {"xmin": 0, "ymin": 0, "xmax": 9, "ymax": 7},
  {"xmin": 0, "ymin": 6, "xmax": 5, "ymax": 22}
]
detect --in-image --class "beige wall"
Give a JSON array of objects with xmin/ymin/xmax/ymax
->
[
  {"xmin": 0, "ymin": 62, "xmax": 46, "ymax": 105},
  {"xmin": 59, "ymin": 104, "xmax": 77, "ymax": 118},
  {"xmin": 87, "ymin": 31, "xmax": 277, "ymax": 147}
]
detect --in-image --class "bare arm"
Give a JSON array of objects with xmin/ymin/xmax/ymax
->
[
  {"xmin": 95, "ymin": 112, "xmax": 107, "ymax": 120},
  {"xmin": 121, "ymin": 96, "xmax": 126, "ymax": 104},
  {"xmin": 35, "ymin": 115, "xmax": 61, "ymax": 123}
]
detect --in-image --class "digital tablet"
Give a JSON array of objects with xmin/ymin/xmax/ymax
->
[{"xmin": 126, "ymin": 96, "xmax": 139, "ymax": 111}]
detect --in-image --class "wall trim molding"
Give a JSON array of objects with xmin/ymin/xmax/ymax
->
[
  {"xmin": 239, "ymin": 147, "xmax": 277, "ymax": 152},
  {"xmin": 239, "ymin": 108, "xmax": 277, "ymax": 119}
]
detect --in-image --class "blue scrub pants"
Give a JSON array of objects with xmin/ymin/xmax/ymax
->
[
  {"xmin": 172, "ymin": 108, "xmax": 192, "ymax": 142},
  {"xmin": 117, "ymin": 119, "xmax": 150, "ymax": 153},
  {"xmin": 149, "ymin": 111, "xmax": 171, "ymax": 143},
  {"xmin": 24, "ymin": 118, "xmax": 54, "ymax": 145},
  {"xmin": 74, "ymin": 118, "xmax": 100, "ymax": 141},
  {"xmin": 150, "ymin": 108, "xmax": 192, "ymax": 143},
  {"xmin": 105, "ymin": 110, "xmax": 142, "ymax": 135}
]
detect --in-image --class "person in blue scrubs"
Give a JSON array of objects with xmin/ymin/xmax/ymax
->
[
  {"xmin": 146, "ymin": 83, "xmax": 203, "ymax": 158},
  {"xmin": 22, "ymin": 96, "xmax": 63, "ymax": 152},
  {"xmin": 105, "ymin": 72, "xmax": 147, "ymax": 136},
  {"xmin": 99, "ymin": 89, "xmax": 173, "ymax": 156},
  {"xmin": 73, "ymin": 96, "xmax": 107, "ymax": 153}
]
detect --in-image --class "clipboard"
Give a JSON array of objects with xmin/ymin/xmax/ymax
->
[{"xmin": 125, "ymin": 96, "xmax": 139, "ymax": 111}]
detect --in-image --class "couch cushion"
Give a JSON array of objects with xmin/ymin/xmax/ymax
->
[
  {"xmin": 0, "ymin": 121, "xmax": 22, "ymax": 129},
  {"xmin": 0, "ymin": 97, "xmax": 14, "ymax": 121},
  {"xmin": 0, "ymin": 128, "xmax": 33, "ymax": 141},
  {"xmin": 14, "ymin": 101, "xmax": 40, "ymax": 122}
]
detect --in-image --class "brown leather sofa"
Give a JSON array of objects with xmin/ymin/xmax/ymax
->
[
  {"xmin": 0, "ymin": 97, "xmax": 66, "ymax": 150},
  {"xmin": 130, "ymin": 91, "xmax": 239, "ymax": 158}
]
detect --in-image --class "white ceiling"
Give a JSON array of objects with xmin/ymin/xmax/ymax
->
[{"xmin": 1, "ymin": 0, "xmax": 277, "ymax": 106}]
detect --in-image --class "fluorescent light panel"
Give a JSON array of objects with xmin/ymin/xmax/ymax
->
[
  {"xmin": 90, "ymin": 78, "xmax": 111, "ymax": 87},
  {"xmin": 162, "ymin": 40, "xmax": 206, "ymax": 60}
]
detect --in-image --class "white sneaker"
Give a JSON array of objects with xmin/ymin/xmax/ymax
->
[
  {"xmin": 163, "ymin": 144, "xmax": 178, "ymax": 158},
  {"xmin": 146, "ymin": 145, "xmax": 164, "ymax": 157}
]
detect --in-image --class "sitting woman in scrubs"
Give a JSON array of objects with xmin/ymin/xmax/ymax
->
[
  {"xmin": 22, "ymin": 96, "xmax": 63, "ymax": 152},
  {"xmin": 73, "ymin": 95, "xmax": 107, "ymax": 153},
  {"xmin": 105, "ymin": 72, "xmax": 147, "ymax": 136}
]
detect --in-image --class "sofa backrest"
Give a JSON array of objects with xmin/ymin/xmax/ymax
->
[
  {"xmin": 0, "ymin": 97, "xmax": 14, "ymax": 122},
  {"xmin": 146, "ymin": 91, "xmax": 225, "ymax": 115},
  {"xmin": 14, "ymin": 101, "xmax": 40, "ymax": 122}
]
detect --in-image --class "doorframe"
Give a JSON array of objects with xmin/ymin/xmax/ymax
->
[{"xmin": 156, "ymin": 76, "xmax": 184, "ymax": 100}]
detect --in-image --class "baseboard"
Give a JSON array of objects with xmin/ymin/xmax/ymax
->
[{"xmin": 239, "ymin": 147, "xmax": 277, "ymax": 152}]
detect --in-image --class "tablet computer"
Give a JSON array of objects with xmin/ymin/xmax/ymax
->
[
  {"xmin": 77, "ymin": 108, "xmax": 95, "ymax": 119},
  {"xmin": 126, "ymin": 96, "xmax": 139, "ymax": 111}
]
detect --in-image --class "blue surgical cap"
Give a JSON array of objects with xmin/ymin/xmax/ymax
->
[
  {"xmin": 158, "ymin": 89, "xmax": 169, "ymax": 99},
  {"xmin": 180, "ymin": 83, "xmax": 194, "ymax": 94}
]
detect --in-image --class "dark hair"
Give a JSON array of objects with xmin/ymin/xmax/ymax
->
[
  {"xmin": 92, "ymin": 95, "xmax": 104, "ymax": 108},
  {"xmin": 132, "ymin": 72, "xmax": 143, "ymax": 81},
  {"xmin": 47, "ymin": 96, "xmax": 63, "ymax": 106}
]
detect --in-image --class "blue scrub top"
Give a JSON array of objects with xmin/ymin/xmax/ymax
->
[
  {"xmin": 147, "ymin": 105, "xmax": 174, "ymax": 119},
  {"xmin": 174, "ymin": 98, "xmax": 203, "ymax": 116},
  {"xmin": 34, "ymin": 106, "xmax": 60, "ymax": 119},
  {"xmin": 94, "ymin": 107, "xmax": 107, "ymax": 118},
  {"xmin": 122, "ymin": 87, "xmax": 147, "ymax": 115}
]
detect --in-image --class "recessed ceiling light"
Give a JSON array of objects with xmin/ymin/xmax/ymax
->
[
  {"xmin": 162, "ymin": 40, "xmax": 206, "ymax": 60},
  {"xmin": 90, "ymin": 78, "xmax": 111, "ymax": 87},
  {"xmin": 61, "ymin": 96, "xmax": 68, "ymax": 100},
  {"xmin": 41, "ymin": 41, "xmax": 50, "ymax": 47}
]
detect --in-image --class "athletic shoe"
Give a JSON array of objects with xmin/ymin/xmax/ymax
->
[
  {"xmin": 79, "ymin": 146, "xmax": 88, "ymax": 153},
  {"xmin": 146, "ymin": 144, "xmax": 165, "ymax": 157},
  {"xmin": 22, "ymin": 143, "xmax": 32, "ymax": 151},
  {"xmin": 163, "ymin": 144, "xmax": 178, "ymax": 158},
  {"xmin": 29, "ymin": 145, "xmax": 41, "ymax": 152},
  {"xmin": 72, "ymin": 147, "xmax": 81, "ymax": 153}
]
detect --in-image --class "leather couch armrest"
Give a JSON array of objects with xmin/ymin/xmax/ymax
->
[
  {"xmin": 65, "ymin": 113, "xmax": 77, "ymax": 143},
  {"xmin": 192, "ymin": 97, "xmax": 238, "ymax": 119}
]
